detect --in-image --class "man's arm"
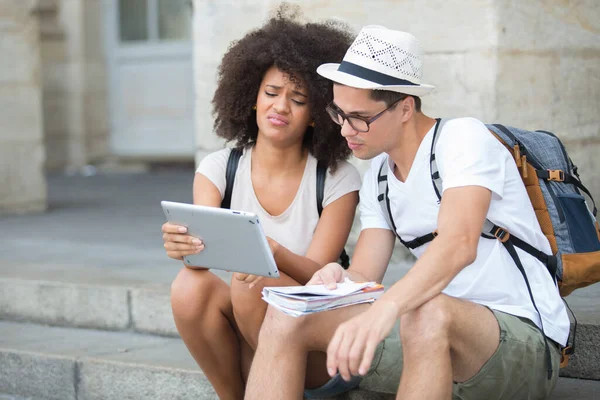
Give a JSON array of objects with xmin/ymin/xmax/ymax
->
[
  {"xmin": 379, "ymin": 184, "xmax": 492, "ymax": 317},
  {"xmin": 346, "ymin": 227, "xmax": 396, "ymax": 283},
  {"xmin": 306, "ymin": 227, "xmax": 395, "ymax": 287}
]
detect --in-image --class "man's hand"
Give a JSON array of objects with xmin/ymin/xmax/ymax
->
[
  {"xmin": 306, "ymin": 262, "xmax": 347, "ymax": 289},
  {"xmin": 326, "ymin": 299, "xmax": 398, "ymax": 381}
]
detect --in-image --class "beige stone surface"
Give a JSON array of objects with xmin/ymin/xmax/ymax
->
[
  {"xmin": 40, "ymin": 0, "xmax": 109, "ymax": 171},
  {"xmin": 0, "ymin": 0, "xmax": 46, "ymax": 215}
]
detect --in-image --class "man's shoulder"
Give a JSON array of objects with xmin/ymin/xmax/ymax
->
[
  {"xmin": 441, "ymin": 117, "xmax": 487, "ymax": 134},
  {"xmin": 437, "ymin": 117, "xmax": 501, "ymax": 152}
]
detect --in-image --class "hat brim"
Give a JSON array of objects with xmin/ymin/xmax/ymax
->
[{"xmin": 317, "ymin": 63, "xmax": 435, "ymax": 97}]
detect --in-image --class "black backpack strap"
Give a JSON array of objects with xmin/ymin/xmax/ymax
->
[
  {"xmin": 502, "ymin": 237, "xmax": 554, "ymax": 380},
  {"xmin": 316, "ymin": 161, "xmax": 327, "ymax": 217},
  {"xmin": 221, "ymin": 148, "xmax": 243, "ymax": 209},
  {"xmin": 317, "ymin": 161, "xmax": 349, "ymax": 269},
  {"xmin": 377, "ymin": 158, "xmax": 419, "ymax": 249},
  {"xmin": 429, "ymin": 118, "xmax": 448, "ymax": 202}
]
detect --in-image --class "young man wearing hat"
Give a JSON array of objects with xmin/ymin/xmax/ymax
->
[{"xmin": 244, "ymin": 26, "xmax": 568, "ymax": 400}]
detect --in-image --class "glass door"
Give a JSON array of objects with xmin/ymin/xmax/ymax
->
[{"xmin": 108, "ymin": 0, "xmax": 195, "ymax": 158}]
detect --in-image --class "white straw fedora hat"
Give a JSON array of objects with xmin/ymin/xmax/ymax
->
[{"xmin": 317, "ymin": 25, "xmax": 434, "ymax": 97}]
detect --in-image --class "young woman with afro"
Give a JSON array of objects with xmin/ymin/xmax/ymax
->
[{"xmin": 161, "ymin": 7, "xmax": 361, "ymax": 399}]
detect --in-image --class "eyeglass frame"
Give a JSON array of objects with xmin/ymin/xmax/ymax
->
[{"xmin": 325, "ymin": 97, "xmax": 403, "ymax": 133}]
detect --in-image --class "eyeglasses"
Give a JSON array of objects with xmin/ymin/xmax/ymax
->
[{"xmin": 325, "ymin": 98, "xmax": 402, "ymax": 133}]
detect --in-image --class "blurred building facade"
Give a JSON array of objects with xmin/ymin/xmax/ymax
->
[{"xmin": 1, "ymin": 0, "xmax": 599, "ymax": 215}]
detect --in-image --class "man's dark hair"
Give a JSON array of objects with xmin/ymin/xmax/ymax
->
[
  {"xmin": 212, "ymin": 5, "xmax": 354, "ymax": 170},
  {"xmin": 370, "ymin": 90, "xmax": 422, "ymax": 113}
]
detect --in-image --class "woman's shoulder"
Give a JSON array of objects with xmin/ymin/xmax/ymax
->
[
  {"xmin": 196, "ymin": 147, "xmax": 244, "ymax": 174},
  {"xmin": 328, "ymin": 159, "xmax": 361, "ymax": 181}
]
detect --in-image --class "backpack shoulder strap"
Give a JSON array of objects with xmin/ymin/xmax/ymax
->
[
  {"xmin": 377, "ymin": 158, "xmax": 397, "ymax": 236},
  {"xmin": 316, "ymin": 160, "xmax": 350, "ymax": 268},
  {"xmin": 429, "ymin": 118, "xmax": 447, "ymax": 202},
  {"xmin": 316, "ymin": 160, "xmax": 327, "ymax": 217},
  {"xmin": 221, "ymin": 148, "xmax": 243, "ymax": 209}
]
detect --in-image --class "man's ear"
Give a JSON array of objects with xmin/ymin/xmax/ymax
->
[{"xmin": 400, "ymin": 96, "xmax": 414, "ymax": 121}]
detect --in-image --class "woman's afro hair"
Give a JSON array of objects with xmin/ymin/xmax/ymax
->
[{"xmin": 211, "ymin": 5, "xmax": 355, "ymax": 170}]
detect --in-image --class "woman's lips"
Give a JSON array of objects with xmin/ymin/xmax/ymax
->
[
  {"xmin": 347, "ymin": 141, "xmax": 363, "ymax": 150},
  {"xmin": 267, "ymin": 114, "xmax": 289, "ymax": 126}
]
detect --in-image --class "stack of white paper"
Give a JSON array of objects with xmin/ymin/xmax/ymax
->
[{"xmin": 261, "ymin": 280, "xmax": 384, "ymax": 317}]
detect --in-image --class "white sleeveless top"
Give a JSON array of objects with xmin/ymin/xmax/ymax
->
[{"xmin": 196, "ymin": 147, "xmax": 362, "ymax": 256}]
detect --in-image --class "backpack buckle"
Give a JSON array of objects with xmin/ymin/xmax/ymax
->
[
  {"xmin": 548, "ymin": 170, "xmax": 565, "ymax": 182},
  {"xmin": 493, "ymin": 227, "xmax": 511, "ymax": 243},
  {"xmin": 560, "ymin": 346, "xmax": 573, "ymax": 368}
]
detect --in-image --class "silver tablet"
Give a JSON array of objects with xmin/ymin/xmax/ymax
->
[{"xmin": 161, "ymin": 201, "xmax": 279, "ymax": 278}]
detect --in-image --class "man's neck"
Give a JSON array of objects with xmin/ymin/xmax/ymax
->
[{"xmin": 387, "ymin": 113, "xmax": 437, "ymax": 182}]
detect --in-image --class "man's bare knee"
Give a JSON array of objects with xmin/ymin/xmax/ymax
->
[
  {"xmin": 259, "ymin": 305, "xmax": 308, "ymax": 344},
  {"xmin": 400, "ymin": 294, "xmax": 452, "ymax": 346}
]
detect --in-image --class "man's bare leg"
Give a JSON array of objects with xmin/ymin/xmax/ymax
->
[
  {"xmin": 397, "ymin": 294, "xmax": 500, "ymax": 400},
  {"xmin": 231, "ymin": 273, "xmax": 330, "ymax": 388},
  {"xmin": 171, "ymin": 268, "xmax": 251, "ymax": 400},
  {"xmin": 245, "ymin": 303, "xmax": 371, "ymax": 400}
]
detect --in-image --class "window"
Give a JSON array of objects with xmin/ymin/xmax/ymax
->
[{"xmin": 118, "ymin": 0, "xmax": 191, "ymax": 43}]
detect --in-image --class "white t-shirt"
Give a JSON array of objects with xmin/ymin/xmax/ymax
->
[
  {"xmin": 197, "ymin": 147, "xmax": 362, "ymax": 256},
  {"xmin": 359, "ymin": 117, "xmax": 569, "ymax": 346}
]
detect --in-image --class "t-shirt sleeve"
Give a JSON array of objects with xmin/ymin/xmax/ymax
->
[
  {"xmin": 359, "ymin": 154, "xmax": 392, "ymax": 231},
  {"xmin": 195, "ymin": 148, "xmax": 231, "ymax": 198},
  {"xmin": 322, "ymin": 160, "xmax": 362, "ymax": 207},
  {"xmin": 435, "ymin": 118, "xmax": 507, "ymax": 199}
]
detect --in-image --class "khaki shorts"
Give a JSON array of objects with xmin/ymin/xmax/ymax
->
[{"xmin": 360, "ymin": 309, "xmax": 561, "ymax": 399}]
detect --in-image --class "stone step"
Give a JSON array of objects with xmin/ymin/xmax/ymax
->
[{"xmin": 1, "ymin": 321, "xmax": 599, "ymax": 400}]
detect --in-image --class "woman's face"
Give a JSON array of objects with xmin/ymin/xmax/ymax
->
[{"xmin": 255, "ymin": 66, "xmax": 312, "ymax": 146}]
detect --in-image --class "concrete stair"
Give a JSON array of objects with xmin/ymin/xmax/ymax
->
[{"xmin": 1, "ymin": 320, "xmax": 599, "ymax": 400}]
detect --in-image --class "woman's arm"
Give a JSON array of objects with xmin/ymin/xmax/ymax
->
[{"xmin": 273, "ymin": 190, "xmax": 359, "ymax": 284}]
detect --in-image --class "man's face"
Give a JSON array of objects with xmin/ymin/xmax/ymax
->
[{"xmin": 331, "ymin": 84, "xmax": 402, "ymax": 160}]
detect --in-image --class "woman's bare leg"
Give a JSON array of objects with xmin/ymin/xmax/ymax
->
[{"xmin": 171, "ymin": 268, "xmax": 250, "ymax": 400}]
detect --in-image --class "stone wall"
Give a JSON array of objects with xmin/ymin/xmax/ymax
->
[
  {"xmin": 0, "ymin": 0, "xmax": 47, "ymax": 215},
  {"xmin": 494, "ymin": 1, "xmax": 600, "ymax": 204},
  {"xmin": 41, "ymin": 0, "xmax": 109, "ymax": 172}
]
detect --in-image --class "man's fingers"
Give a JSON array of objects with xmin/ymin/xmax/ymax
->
[
  {"xmin": 321, "ymin": 269, "xmax": 339, "ymax": 289},
  {"xmin": 327, "ymin": 329, "xmax": 344, "ymax": 377},
  {"xmin": 348, "ymin": 329, "xmax": 368, "ymax": 376},
  {"xmin": 335, "ymin": 329, "xmax": 355, "ymax": 382},
  {"xmin": 307, "ymin": 272, "xmax": 324, "ymax": 286},
  {"xmin": 358, "ymin": 336, "xmax": 380, "ymax": 376}
]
